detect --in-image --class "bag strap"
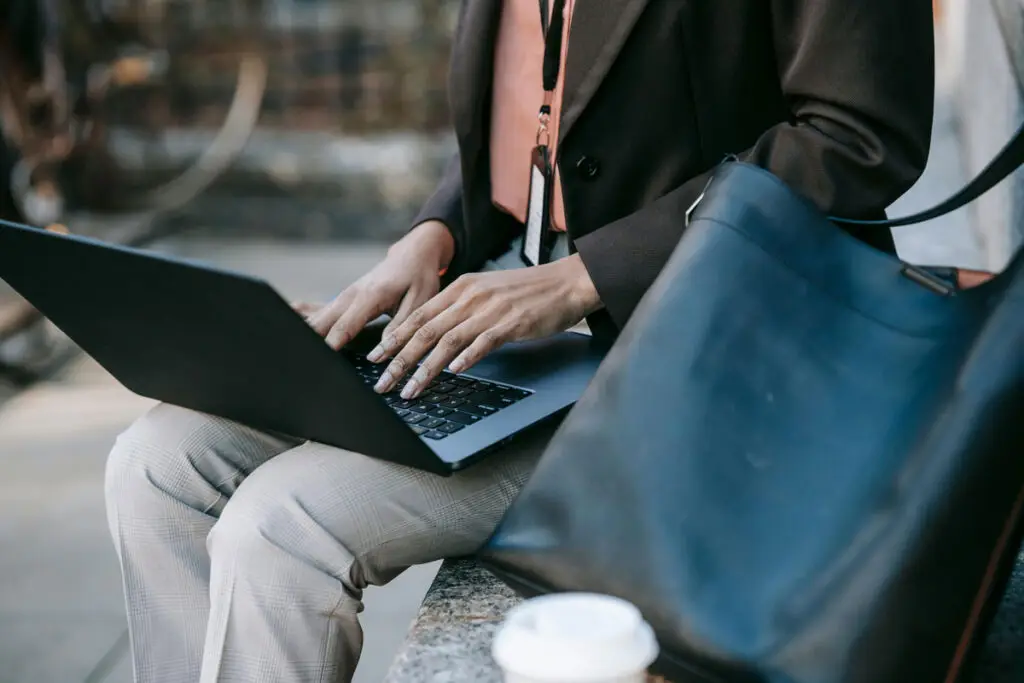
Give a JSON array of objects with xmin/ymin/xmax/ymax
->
[{"xmin": 833, "ymin": 120, "xmax": 1024, "ymax": 228}]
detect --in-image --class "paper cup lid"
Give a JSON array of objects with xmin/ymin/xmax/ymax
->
[{"xmin": 492, "ymin": 593, "xmax": 659, "ymax": 681}]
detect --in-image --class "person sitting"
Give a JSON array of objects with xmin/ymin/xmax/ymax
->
[{"xmin": 104, "ymin": 1, "xmax": 937, "ymax": 681}]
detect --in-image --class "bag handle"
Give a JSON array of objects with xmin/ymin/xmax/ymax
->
[{"xmin": 833, "ymin": 121, "xmax": 1024, "ymax": 228}]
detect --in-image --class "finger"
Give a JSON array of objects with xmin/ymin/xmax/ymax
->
[
  {"xmin": 308, "ymin": 290, "xmax": 355, "ymax": 337},
  {"xmin": 291, "ymin": 301, "xmax": 324, "ymax": 324},
  {"xmin": 449, "ymin": 324, "xmax": 514, "ymax": 375},
  {"xmin": 326, "ymin": 294, "xmax": 389, "ymax": 350},
  {"xmin": 373, "ymin": 301, "xmax": 476, "ymax": 395},
  {"xmin": 290, "ymin": 301, "xmax": 322, "ymax": 316},
  {"xmin": 368, "ymin": 284, "xmax": 461, "ymax": 363},
  {"xmin": 403, "ymin": 319, "xmax": 490, "ymax": 399},
  {"xmin": 377, "ymin": 286, "xmax": 430, "ymax": 355}
]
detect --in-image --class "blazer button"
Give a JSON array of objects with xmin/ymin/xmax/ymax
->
[{"xmin": 575, "ymin": 155, "xmax": 600, "ymax": 180}]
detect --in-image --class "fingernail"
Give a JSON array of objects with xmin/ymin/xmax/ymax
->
[
  {"xmin": 401, "ymin": 379, "xmax": 420, "ymax": 400},
  {"xmin": 449, "ymin": 358, "xmax": 465, "ymax": 374},
  {"xmin": 374, "ymin": 371, "xmax": 393, "ymax": 393},
  {"xmin": 366, "ymin": 345, "xmax": 385, "ymax": 363}
]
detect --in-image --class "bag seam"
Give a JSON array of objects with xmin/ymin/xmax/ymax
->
[{"xmin": 697, "ymin": 216, "xmax": 972, "ymax": 340}]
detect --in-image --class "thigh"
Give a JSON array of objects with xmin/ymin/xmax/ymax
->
[
  {"xmin": 219, "ymin": 420, "xmax": 558, "ymax": 588},
  {"xmin": 109, "ymin": 403, "xmax": 302, "ymax": 517}
]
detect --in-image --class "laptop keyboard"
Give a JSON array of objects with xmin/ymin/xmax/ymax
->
[{"xmin": 345, "ymin": 352, "xmax": 533, "ymax": 441}]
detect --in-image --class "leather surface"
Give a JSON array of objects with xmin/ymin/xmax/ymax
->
[{"xmin": 481, "ymin": 161, "xmax": 1024, "ymax": 683}]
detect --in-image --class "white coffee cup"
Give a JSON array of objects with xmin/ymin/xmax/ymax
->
[{"xmin": 492, "ymin": 592, "xmax": 659, "ymax": 683}]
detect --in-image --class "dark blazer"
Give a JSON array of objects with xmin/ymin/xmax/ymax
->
[{"xmin": 412, "ymin": 0, "xmax": 936, "ymax": 340}]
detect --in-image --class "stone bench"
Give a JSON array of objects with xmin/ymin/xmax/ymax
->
[
  {"xmin": 384, "ymin": 559, "xmax": 517, "ymax": 682},
  {"xmin": 386, "ymin": 555, "xmax": 1024, "ymax": 682}
]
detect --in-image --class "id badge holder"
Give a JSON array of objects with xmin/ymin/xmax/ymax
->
[{"xmin": 521, "ymin": 144, "xmax": 555, "ymax": 267}]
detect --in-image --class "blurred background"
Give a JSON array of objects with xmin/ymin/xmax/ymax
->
[{"xmin": 0, "ymin": 0, "xmax": 1022, "ymax": 682}]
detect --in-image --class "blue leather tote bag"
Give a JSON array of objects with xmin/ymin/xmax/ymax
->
[{"xmin": 481, "ymin": 125, "xmax": 1024, "ymax": 682}]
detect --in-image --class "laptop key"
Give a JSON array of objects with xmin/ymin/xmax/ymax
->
[
  {"xmin": 422, "ymin": 418, "xmax": 446, "ymax": 430},
  {"xmin": 448, "ymin": 411, "xmax": 482, "ymax": 425},
  {"xmin": 440, "ymin": 398, "xmax": 466, "ymax": 409},
  {"xmin": 424, "ymin": 395, "xmax": 446, "ymax": 404},
  {"xmin": 476, "ymin": 391, "xmax": 516, "ymax": 408},
  {"xmin": 429, "ymin": 407, "xmax": 453, "ymax": 418},
  {"xmin": 439, "ymin": 422, "xmax": 464, "ymax": 434},
  {"xmin": 410, "ymin": 425, "xmax": 428, "ymax": 435},
  {"xmin": 394, "ymin": 409, "xmax": 409, "ymax": 418},
  {"xmin": 403, "ymin": 413, "xmax": 426, "ymax": 424},
  {"xmin": 452, "ymin": 377, "xmax": 474, "ymax": 387},
  {"xmin": 409, "ymin": 404, "xmax": 432, "ymax": 414},
  {"xmin": 469, "ymin": 391, "xmax": 505, "ymax": 409},
  {"xmin": 424, "ymin": 431, "xmax": 448, "ymax": 440},
  {"xmin": 462, "ymin": 403, "xmax": 496, "ymax": 417},
  {"xmin": 452, "ymin": 388, "xmax": 473, "ymax": 398}
]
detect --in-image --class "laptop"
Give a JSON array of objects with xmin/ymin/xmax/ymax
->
[{"xmin": 0, "ymin": 219, "xmax": 606, "ymax": 475}]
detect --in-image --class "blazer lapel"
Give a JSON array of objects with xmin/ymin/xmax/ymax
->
[{"xmin": 558, "ymin": 0, "xmax": 651, "ymax": 143}]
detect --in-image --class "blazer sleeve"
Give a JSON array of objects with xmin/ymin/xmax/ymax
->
[
  {"xmin": 409, "ymin": 152, "xmax": 467, "ymax": 271},
  {"xmin": 574, "ymin": 0, "xmax": 935, "ymax": 330}
]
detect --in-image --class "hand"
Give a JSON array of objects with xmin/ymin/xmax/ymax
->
[
  {"xmin": 368, "ymin": 254, "xmax": 602, "ymax": 399},
  {"xmin": 307, "ymin": 220, "xmax": 455, "ymax": 349},
  {"xmin": 291, "ymin": 301, "xmax": 324, "ymax": 319}
]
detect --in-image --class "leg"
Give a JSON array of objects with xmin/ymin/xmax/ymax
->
[
  {"xmin": 201, "ymin": 421, "xmax": 555, "ymax": 683},
  {"xmin": 105, "ymin": 404, "xmax": 301, "ymax": 683}
]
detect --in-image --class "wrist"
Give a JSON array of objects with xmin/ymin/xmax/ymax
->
[
  {"xmin": 563, "ymin": 253, "xmax": 603, "ymax": 315},
  {"xmin": 396, "ymin": 220, "xmax": 455, "ymax": 272}
]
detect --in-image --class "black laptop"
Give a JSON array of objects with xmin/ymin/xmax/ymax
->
[{"xmin": 0, "ymin": 220, "xmax": 605, "ymax": 475}]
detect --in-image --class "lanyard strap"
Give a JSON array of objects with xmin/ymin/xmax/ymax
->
[
  {"xmin": 537, "ymin": 0, "xmax": 567, "ymax": 147},
  {"xmin": 542, "ymin": 0, "xmax": 567, "ymax": 95}
]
